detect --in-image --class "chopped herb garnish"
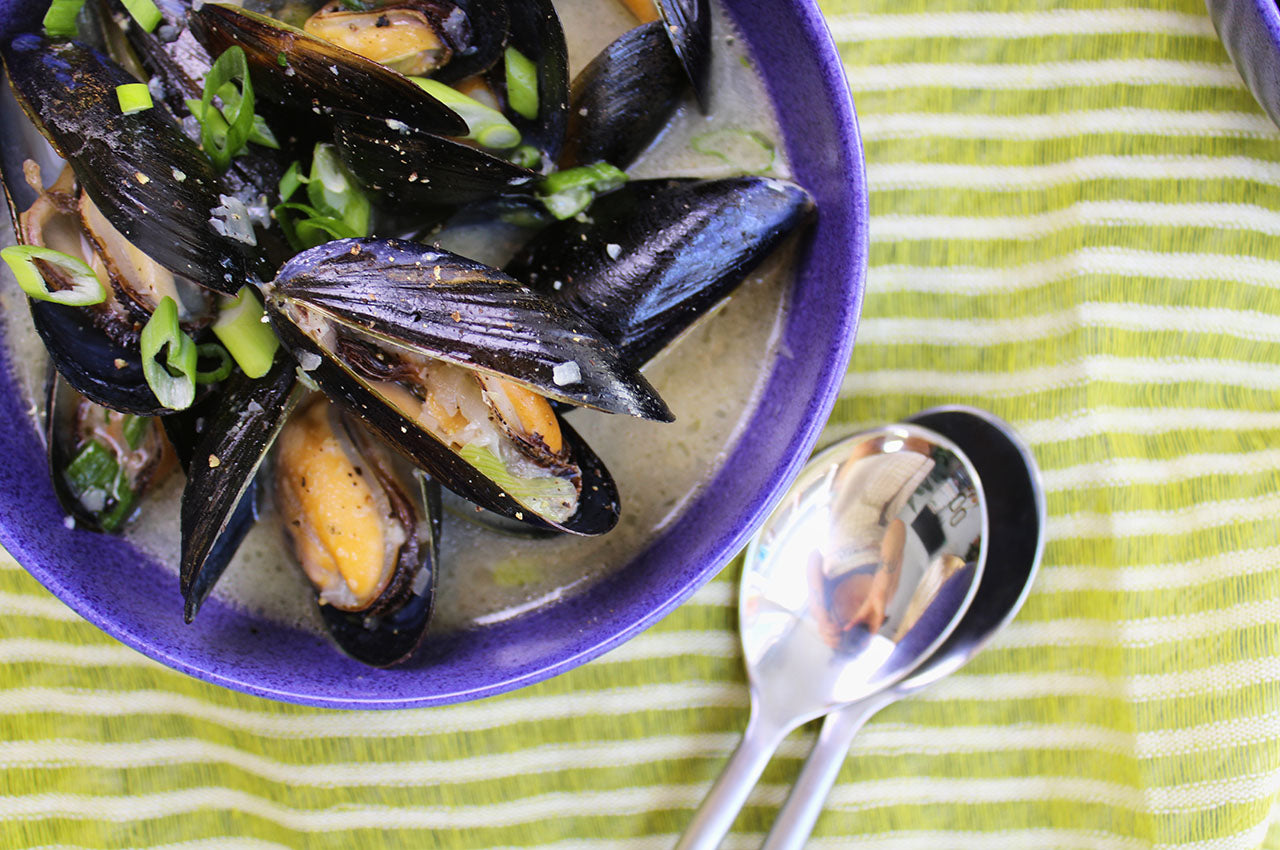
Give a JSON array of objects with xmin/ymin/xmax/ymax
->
[
  {"xmin": 504, "ymin": 46, "xmax": 539, "ymax": 120},
  {"xmin": 1, "ymin": 245, "xmax": 107, "ymax": 306},
  {"xmin": 197, "ymin": 47, "xmax": 260, "ymax": 171},
  {"xmin": 42, "ymin": 0, "xmax": 86, "ymax": 38},
  {"xmin": 538, "ymin": 162, "xmax": 627, "ymax": 219},
  {"xmin": 140, "ymin": 296, "xmax": 198, "ymax": 410},
  {"xmin": 274, "ymin": 143, "xmax": 371, "ymax": 250},
  {"xmin": 120, "ymin": 0, "xmax": 162, "ymax": 32},
  {"xmin": 116, "ymin": 83, "xmax": 153, "ymax": 115},
  {"xmin": 410, "ymin": 77, "xmax": 522, "ymax": 150},
  {"xmin": 213, "ymin": 286, "xmax": 278, "ymax": 379}
]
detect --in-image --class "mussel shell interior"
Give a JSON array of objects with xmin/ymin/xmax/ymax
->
[
  {"xmin": 319, "ymin": 470, "xmax": 441, "ymax": 667},
  {"xmin": 268, "ymin": 237, "xmax": 672, "ymax": 421},
  {"xmin": 271, "ymin": 317, "xmax": 621, "ymax": 536}
]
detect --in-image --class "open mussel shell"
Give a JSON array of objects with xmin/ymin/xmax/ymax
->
[
  {"xmin": 266, "ymin": 237, "xmax": 672, "ymax": 420},
  {"xmin": 332, "ymin": 110, "xmax": 537, "ymax": 211},
  {"xmin": 656, "ymin": 0, "xmax": 710, "ymax": 110},
  {"xmin": 559, "ymin": 20, "xmax": 684, "ymax": 171},
  {"xmin": 180, "ymin": 356, "xmax": 302, "ymax": 622},
  {"xmin": 506, "ymin": 176, "xmax": 814, "ymax": 367},
  {"xmin": 190, "ymin": 3, "xmax": 467, "ymax": 138},
  {"xmin": 44, "ymin": 371, "xmax": 175, "ymax": 532},
  {"xmin": 498, "ymin": 0, "xmax": 567, "ymax": 171},
  {"xmin": 272, "ymin": 316, "xmax": 622, "ymax": 535},
  {"xmin": 316, "ymin": 464, "xmax": 441, "ymax": 668},
  {"xmin": 2, "ymin": 35, "xmax": 258, "ymax": 294}
]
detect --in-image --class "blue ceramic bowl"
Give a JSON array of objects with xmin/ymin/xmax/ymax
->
[
  {"xmin": 1207, "ymin": 0, "xmax": 1280, "ymax": 127},
  {"xmin": 0, "ymin": 0, "xmax": 866, "ymax": 707}
]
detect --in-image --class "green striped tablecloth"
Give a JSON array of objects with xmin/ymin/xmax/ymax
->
[{"xmin": 6, "ymin": 0, "xmax": 1280, "ymax": 846}]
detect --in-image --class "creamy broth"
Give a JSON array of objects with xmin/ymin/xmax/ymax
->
[{"xmin": 0, "ymin": 0, "xmax": 794, "ymax": 636}]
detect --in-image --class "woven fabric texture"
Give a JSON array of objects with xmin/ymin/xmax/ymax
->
[{"xmin": 5, "ymin": 0, "xmax": 1280, "ymax": 847}]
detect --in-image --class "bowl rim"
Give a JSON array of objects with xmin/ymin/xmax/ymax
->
[{"xmin": 0, "ymin": 0, "xmax": 868, "ymax": 708}]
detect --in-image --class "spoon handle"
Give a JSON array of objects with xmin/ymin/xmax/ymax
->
[
  {"xmin": 760, "ymin": 697, "xmax": 892, "ymax": 850},
  {"xmin": 675, "ymin": 710, "xmax": 791, "ymax": 850}
]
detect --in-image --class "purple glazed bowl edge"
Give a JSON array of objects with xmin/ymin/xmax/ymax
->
[
  {"xmin": 0, "ymin": 0, "xmax": 867, "ymax": 708},
  {"xmin": 1207, "ymin": 0, "xmax": 1280, "ymax": 128}
]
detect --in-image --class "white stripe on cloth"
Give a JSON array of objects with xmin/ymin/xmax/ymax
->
[
  {"xmin": 857, "ymin": 305, "xmax": 1280, "ymax": 347},
  {"xmin": 869, "ymin": 250, "xmax": 1280, "ymax": 294},
  {"xmin": 826, "ymin": 8, "xmax": 1214, "ymax": 41},
  {"xmin": 848, "ymin": 60, "xmax": 1240, "ymax": 91},
  {"xmin": 859, "ymin": 110, "xmax": 1275, "ymax": 142},
  {"xmin": 870, "ymin": 202, "xmax": 1280, "ymax": 242},
  {"xmin": 867, "ymin": 156, "xmax": 1280, "ymax": 192}
]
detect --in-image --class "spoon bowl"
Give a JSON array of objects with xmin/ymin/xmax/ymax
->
[
  {"xmin": 676, "ymin": 423, "xmax": 987, "ymax": 850},
  {"xmin": 760, "ymin": 405, "xmax": 1046, "ymax": 850}
]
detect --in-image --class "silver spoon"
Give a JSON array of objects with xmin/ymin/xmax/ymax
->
[
  {"xmin": 760, "ymin": 405, "xmax": 1045, "ymax": 850},
  {"xmin": 675, "ymin": 423, "xmax": 989, "ymax": 850}
]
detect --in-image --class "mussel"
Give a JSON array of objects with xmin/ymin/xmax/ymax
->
[
  {"xmin": 274, "ymin": 394, "xmax": 438, "ymax": 666},
  {"xmin": 264, "ymin": 236, "xmax": 671, "ymax": 534},
  {"xmin": 507, "ymin": 176, "xmax": 814, "ymax": 367},
  {"xmin": 46, "ymin": 373, "xmax": 176, "ymax": 532},
  {"xmin": 1, "ymin": 34, "xmax": 265, "ymax": 293}
]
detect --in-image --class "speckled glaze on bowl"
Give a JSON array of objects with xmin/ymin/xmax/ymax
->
[
  {"xmin": 1207, "ymin": 0, "xmax": 1280, "ymax": 127},
  {"xmin": 0, "ymin": 0, "xmax": 866, "ymax": 708}
]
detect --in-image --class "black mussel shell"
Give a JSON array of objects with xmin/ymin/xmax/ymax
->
[
  {"xmin": 498, "ymin": 0, "xmax": 567, "ymax": 171},
  {"xmin": 332, "ymin": 110, "xmax": 537, "ymax": 211},
  {"xmin": 2, "ymin": 35, "xmax": 258, "ymax": 294},
  {"xmin": 433, "ymin": 0, "xmax": 509, "ymax": 83},
  {"xmin": 266, "ymin": 237, "xmax": 672, "ymax": 420},
  {"xmin": 30, "ymin": 298, "xmax": 166, "ymax": 415},
  {"xmin": 190, "ymin": 3, "xmax": 467, "ymax": 138},
  {"xmin": 559, "ymin": 20, "xmax": 684, "ymax": 171},
  {"xmin": 272, "ymin": 316, "xmax": 621, "ymax": 535},
  {"xmin": 319, "ymin": 459, "xmax": 440, "ymax": 667},
  {"xmin": 656, "ymin": 0, "xmax": 710, "ymax": 110},
  {"xmin": 180, "ymin": 356, "xmax": 302, "ymax": 622},
  {"xmin": 506, "ymin": 176, "xmax": 814, "ymax": 367}
]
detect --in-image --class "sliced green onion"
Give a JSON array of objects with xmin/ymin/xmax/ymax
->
[
  {"xmin": 1, "ymin": 245, "xmax": 106, "ymax": 306},
  {"xmin": 410, "ymin": 77, "xmax": 522, "ymax": 150},
  {"xmin": 121, "ymin": 414, "xmax": 148, "ymax": 451},
  {"xmin": 212, "ymin": 286, "xmax": 278, "ymax": 379},
  {"xmin": 42, "ymin": 0, "xmax": 86, "ymax": 38},
  {"xmin": 504, "ymin": 46, "xmax": 539, "ymax": 120},
  {"xmin": 200, "ymin": 47, "xmax": 256, "ymax": 171},
  {"xmin": 509, "ymin": 144, "xmax": 541, "ymax": 170},
  {"xmin": 307, "ymin": 144, "xmax": 370, "ymax": 234},
  {"xmin": 211, "ymin": 81, "xmax": 279, "ymax": 149},
  {"xmin": 460, "ymin": 444, "xmax": 576, "ymax": 523},
  {"xmin": 120, "ymin": 0, "xmax": 162, "ymax": 32},
  {"xmin": 140, "ymin": 296, "xmax": 197, "ymax": 410},
  {"xmin": 196, "ymin": 343, "xmax": 234, "ymax": 384},
  {"xmin": 115, "ymin": 83, "xmax": 153, "ymax": 115},
  {"xmin": 537, "ymin": 162, "xmax": 628, "ymax": 219},
  {"xmin": 64, "ymin": 439, "xmax": 137, "ymax": 532},
  {"xmin": 278, "ymin": 160, "xmax": 305, "ymax": 203},
  {"xmin": 691, "ymin": 128, "xmax": 775, "ymax": 174}
]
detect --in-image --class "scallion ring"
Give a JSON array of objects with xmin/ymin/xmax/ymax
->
[
  {"xmin": 140, "ymin": 296, "xmax": 198, "ymax": 410},
  {"xmin": 1, "ymin": 245, "xmax": 107, "ymax": 306},
  {"xmin": 213, "ymin": 286, "xmax": 279, "ymax": 379}
]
